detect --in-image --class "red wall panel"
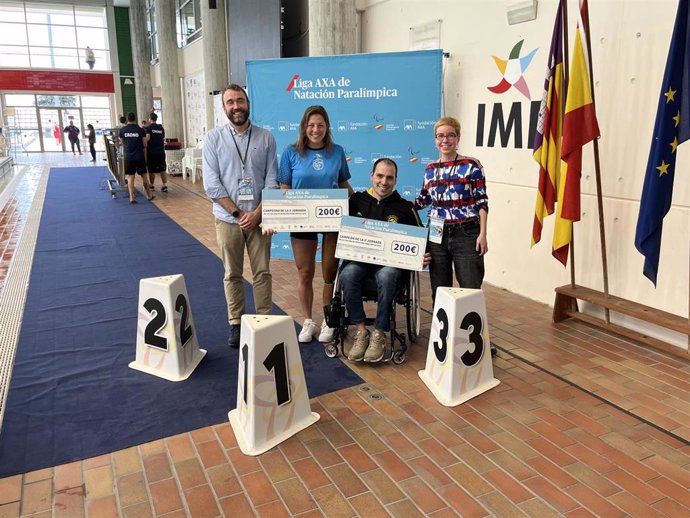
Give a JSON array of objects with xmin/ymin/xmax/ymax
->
[{"xmin": 0, "ymin": 70, "xmax": 115, "ymax": 93}]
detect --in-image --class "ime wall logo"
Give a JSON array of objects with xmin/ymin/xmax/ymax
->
[{"xmin": 487, "ymin": 40, "xmax": 537, "ymax": 99}]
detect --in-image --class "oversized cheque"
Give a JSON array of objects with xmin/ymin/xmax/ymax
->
[
  {"xmin": 262, "ymin": 189, "xmax": 349, "ymax": 232},
  {"xmin": 335, "ymin": 215, "xmax": 428, "ymax": 271}
]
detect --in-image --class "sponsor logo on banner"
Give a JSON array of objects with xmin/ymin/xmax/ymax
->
[
  {"xmin": 408, "ymin": 147, "xmax": 420, "ymax": 163},
  {"xmin": 373, "ymin": 114, "xmax": 384, "ymax": 130}
]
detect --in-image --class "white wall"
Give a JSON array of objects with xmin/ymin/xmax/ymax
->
[{"xmin": 359, "ymin": 0, "xmax": 689, "ymax": 344}]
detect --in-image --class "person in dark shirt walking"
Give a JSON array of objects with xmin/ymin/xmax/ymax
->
[
  {"xmin": 144, "ymin": 113, "xmax": 168, "ymax": 192},
  {"xmin": 87, "ymin": 124, "xmax": 97, "ymax": 162},
  {"xmin": 63, "ymin": 120, "xmax": 82, "ymax": 155},
  {"xmin": 119, "ymin": 112, "xmax": 154, "ymax": 204}
]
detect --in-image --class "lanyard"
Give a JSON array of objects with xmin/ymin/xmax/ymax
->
[{"xmin": 230, "ymin": 126, "xmax": 252, "ymax": 174}]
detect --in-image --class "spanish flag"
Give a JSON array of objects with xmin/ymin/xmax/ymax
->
[
  {"xmin": 532, "ymin": 4, "xmax": 564, "ymax": 246},
  {"xmin": 552, "ymin": 0, "xmax": 600, "ymax": 265}
]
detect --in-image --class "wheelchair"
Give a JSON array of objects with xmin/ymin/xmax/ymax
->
[{"xmin": 323, "ymin": 262, "xmax": 421, "ymax": 364}]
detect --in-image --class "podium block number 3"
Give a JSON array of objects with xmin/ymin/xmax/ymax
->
[
  {"xmin": 242, "ymin": 342, "xmax": 292, "ymax": 407},
  {"xmin": 143, "ymin": 294, "xmax": 194, "ymax": 351},
  {"xmin": 433, "ymin": 307, "xmax": 485, "ymax": 366}
]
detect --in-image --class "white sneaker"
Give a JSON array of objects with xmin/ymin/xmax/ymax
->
[
  {"xmin": 318, "ymin": 320, "xmax": 335, "ymax": 342},
  {"xmin": 298, "ymin": 319, "xmax": 318, "ymax": 342}
]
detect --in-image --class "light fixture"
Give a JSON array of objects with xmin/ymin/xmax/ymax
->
[{"xmin": 507, "ymin": 0, "xmax": 538, "ymax": 25}]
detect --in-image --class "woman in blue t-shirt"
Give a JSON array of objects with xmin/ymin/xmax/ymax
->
[{"xmin": 278, "ymin": 105, "xmax": 353, "ymax": 344}]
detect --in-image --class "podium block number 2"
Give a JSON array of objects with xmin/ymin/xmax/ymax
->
[
  {"xmin": 433, "ymin": 307, "xmax": 485, "ymax": 367},
  {"xmin": 242, "ymin": 342, "xmax": 292, "ymax": 407},
  {"xmin": 143, "ymin": 294, "xmax": 194, "ymax": 350}
]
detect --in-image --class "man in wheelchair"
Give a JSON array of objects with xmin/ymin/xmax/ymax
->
[{"xmin": 341, "ymin": 158, "xmax": 431, "ymax": 362}]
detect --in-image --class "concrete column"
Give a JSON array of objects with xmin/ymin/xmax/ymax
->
[
  {"xmin": 308, "ymin": 0, "xmax": 357, "ymax": 56},
  {"xmin": 156, "ymin": 0, "xmax": 183, "ymax": 142},
  {"xmin": 128, "ymin": 0, "xmax": 153, "ymax": 120},
  {"xmin": 201, "ymin": 0, "xmax": 229, "ymax": 132}
]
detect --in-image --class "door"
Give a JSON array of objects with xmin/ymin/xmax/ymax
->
[{"xmin": 38, "ymin": 108, "xmax": 63, "ymax": 152}]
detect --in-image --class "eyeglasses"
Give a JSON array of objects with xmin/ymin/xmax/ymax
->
[{"xmin": 435, "ymin": 133, "xmax": 458, "ymax": 141}]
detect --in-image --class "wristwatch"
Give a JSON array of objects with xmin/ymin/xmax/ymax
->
[{"xmin": 231, "ymin": 209, "xmax": 240, "ymax": 218}]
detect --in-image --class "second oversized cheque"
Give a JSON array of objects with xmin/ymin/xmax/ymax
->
[
  {"xmin": 335, "ymin": 215, "xmax": 429, "ymax": 271},
  {"xmin": 262, "ymin": 189, "xmax": 349, "ymax": 232}
]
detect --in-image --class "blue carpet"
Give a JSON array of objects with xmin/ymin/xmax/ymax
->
[{"xmin": 0, "ymin": 167, "xmax": 362, "ymax": 477}]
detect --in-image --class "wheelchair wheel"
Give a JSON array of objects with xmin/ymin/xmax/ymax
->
[
  {"xmin": 325, "ymin": 344, "xmax": 338, "ymax": 358},
  {"xmin": 407, "ymin": 271, "xmax": 421, "ymax": 342},
  {"xmin": 392, "ymin": 350, "xmax": 406, "ymax": 364}
]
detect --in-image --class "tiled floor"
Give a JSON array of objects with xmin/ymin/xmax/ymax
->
[{"xmin": 0, "ymin": 154, "xmax": 688, "ymax": 517}]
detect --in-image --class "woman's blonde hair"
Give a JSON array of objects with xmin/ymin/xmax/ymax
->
[{"xmin": 433, "ymin": 117, "xmax": 461, "ymax": 138}]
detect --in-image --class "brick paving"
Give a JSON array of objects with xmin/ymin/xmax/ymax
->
[{"xmin": 0, "ymin": 156, "xmax": 687, "ymax": 517}]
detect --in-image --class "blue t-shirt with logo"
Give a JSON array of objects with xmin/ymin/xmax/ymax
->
[{"xmin": 277, "ymin": 144, "xmax": 351, "ymax": 189}]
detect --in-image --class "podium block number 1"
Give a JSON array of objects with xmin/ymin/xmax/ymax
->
[
  {"xmin": 143, "ymin": 294, "xmax": 194, "ymax": 350},
  {"xmin": 229, "ymin": 315, "xmax": 319, "ymax": 456},
  {"xmin": 242, "ymin": 342, "xmax": 292, "ymax": 407}
]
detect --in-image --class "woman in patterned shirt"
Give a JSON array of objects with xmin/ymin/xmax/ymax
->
[{"xmin": 415, "ymin": 116, "xmax": 489, "ymax": 301}]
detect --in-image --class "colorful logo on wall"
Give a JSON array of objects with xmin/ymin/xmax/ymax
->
[
  {"xmin": 487, "ymin": 40, "xmax": 537, "ymax": 99},
  {"xmin": 407, "ymin": 147, "xmax": 419, "ymax": 163}
]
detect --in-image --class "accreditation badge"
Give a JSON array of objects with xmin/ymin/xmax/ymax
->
[
  {"xmin": 429, "ymin": 216, "xmax": 444, "ymax": 244},
  {"xmin": 238, "ymin": 178, "xmax": 255, "ymax": 201}
]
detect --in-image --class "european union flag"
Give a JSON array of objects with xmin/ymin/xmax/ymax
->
[{"xmin": 635, "ymin": 0, "xmax": 690, "ymax": 285}]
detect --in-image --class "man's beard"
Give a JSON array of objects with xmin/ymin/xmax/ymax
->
[{"xmin": 226, "ymin": 107, "xmax": 249, "ymax": 126}]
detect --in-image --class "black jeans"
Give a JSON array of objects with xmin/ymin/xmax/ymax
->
[
  {"xmin": 89, "ymin": 142, "xmax": 96, "ymax": 160},
  {"xmin": 69, "ymin": 137, "xmax": 81, "ymax": 154},
  {"xmin": 428, "ymin": 219, "xmax": 484, "ymax": 301}
]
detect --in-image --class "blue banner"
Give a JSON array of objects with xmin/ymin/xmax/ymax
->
[{"xmin": 246, "ymin": 50, "xmax": 442, "ymax": 259}]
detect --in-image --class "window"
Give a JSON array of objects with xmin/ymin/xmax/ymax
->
[
  {"xmin": 0, "ymin": 1, "xmax": 110, "ymax": 70},
  {"xmin": 176, "ymin": 0, "xmax": 201, "ymax": 47},
  {"xmin": 146, "ymin": 0, "xmax": 158, "ymax": 63}
]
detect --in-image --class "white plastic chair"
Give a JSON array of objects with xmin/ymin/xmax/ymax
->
[{"xmin": 182, "ymin": 148, "xmax": 202, "ymax": 182}]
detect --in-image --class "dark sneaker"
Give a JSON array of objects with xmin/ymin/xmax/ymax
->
[
  {"xmin": 161, "ymin": 185, "xmax": 168, "ymax": 192},
  {"xmin": 228, "ymin": 324, "xmax": 240, "ymax": 348},
  {"xmin": 150, "ymin": 185, "xmax": 155, "ymax": 191}
]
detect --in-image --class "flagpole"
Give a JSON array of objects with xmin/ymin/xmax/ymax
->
[
  {"xmin": 581, "ymin": 0, "xmax": 611, "ymax": 322},
  {"xmin": 561, "ymin": 0, "xmax": 575, "ymax": 288}
]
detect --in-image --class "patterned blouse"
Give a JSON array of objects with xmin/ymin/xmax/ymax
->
[{"xmin": 415, "ymin": 154, "xmax": 488, "ymax": 223}]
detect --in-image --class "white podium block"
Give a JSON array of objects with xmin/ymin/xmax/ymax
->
[
  {"xmin": 419, "ymin": 287, "xmax": 500, "ymax": 406},
  {"xmin": 129, "ymin": 274, "xmax": 206, "ymax": 382},
  {"xmin": 229, "ymin": 315, "xmax": 320, "ymax": 456}
]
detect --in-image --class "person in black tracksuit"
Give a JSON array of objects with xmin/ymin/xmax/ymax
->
[
  {"xmin": 145, "ymin": 113, "xmax": 169, "ymax": 192},
  {"xmin": 119, "ymin": 112, "xmax": 154, "ymax": 204},
  {"xmin": 341, "ymin": 158, "xmax": 430, "ymax": 363}
]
